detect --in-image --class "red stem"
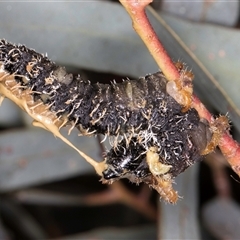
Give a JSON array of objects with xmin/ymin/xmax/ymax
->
[
  {"xmin": 119, "ymin": 0, "xmax": 180, "ymax": 81},
  {"xmin": 192, "ymin": 96, "xmax": 213, "ymax": 122}
]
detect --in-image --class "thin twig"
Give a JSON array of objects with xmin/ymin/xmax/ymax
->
[{"xmin": 119, "ymin": 0, "xmax": 179, "ymax": 81}]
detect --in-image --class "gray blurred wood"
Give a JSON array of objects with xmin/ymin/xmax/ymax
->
[
  {"xmin": 55, "ymin": 224, "xmax": 156, "ymax": 240},
  {"xmin": 159, "ymin": 164, "xmax": 200, "ymax": 239},
  {"xmin": 9, "ymin": 189, "xmax": 87, "ymax": 206},
  {"xmin": 0, "ymin": 99, "xmax": 23, "ymax": 127},
  {"xmin": 202, "ymin": 198, "xmax": 240, "ymax": 239},
  {"xmin": 1, "ymin": 199, "xmax": 47, "ymax": 239},
  {"xmin": 0, "ymin": 128, "xmax": 99, "ymax": 192},
  {"xmin": 0, "ymin": 218, "xmax": 10, "ymax": 240}
]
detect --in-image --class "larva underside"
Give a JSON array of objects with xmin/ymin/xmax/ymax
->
[{"xmin": 0, "ymin": 39, "xmax": 212, "ymax": 203}]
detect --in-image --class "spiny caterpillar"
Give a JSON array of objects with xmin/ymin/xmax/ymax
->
[{"xmin": 0, "ymin": 39, "xmax": 213, "ymax": 203}]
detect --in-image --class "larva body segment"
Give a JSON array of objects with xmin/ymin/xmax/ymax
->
[
  {"xmin": 0, "ymin": 40, "xmax": 213, "ymax": 203},
  {"xmin": 0, "ymin": 40, "xmax": 171, "ymax": 136}
]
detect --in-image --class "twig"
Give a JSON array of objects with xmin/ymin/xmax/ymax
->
[
  {"xmin": 119, "ymin": 0, "xmax": 240, "ymax": 177},
  {"xmin": 119, "ymin": 0, "xmax": 179, "ymax": 81},
  {"xmin": 83, "ymin": 182, "xmax": 157, "ymax": 220}
]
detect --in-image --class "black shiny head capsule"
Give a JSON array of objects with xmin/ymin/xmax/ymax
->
[{"xmin": 102, "ymin": 140, "xmax": 150, "ymax": 182}]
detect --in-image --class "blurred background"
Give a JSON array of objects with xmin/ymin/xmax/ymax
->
[{"xmin": 0, "ymin": 0, "xmax": 240, "ymax": 239}]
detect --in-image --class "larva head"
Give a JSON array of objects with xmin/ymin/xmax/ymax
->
[
  {"xmin": 102, "ymin": 139, "xmax": 150, "ymax": 183},
  {"xmin": 102, "ymin": 154, "xmax": 131, "ymax": 180}
]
